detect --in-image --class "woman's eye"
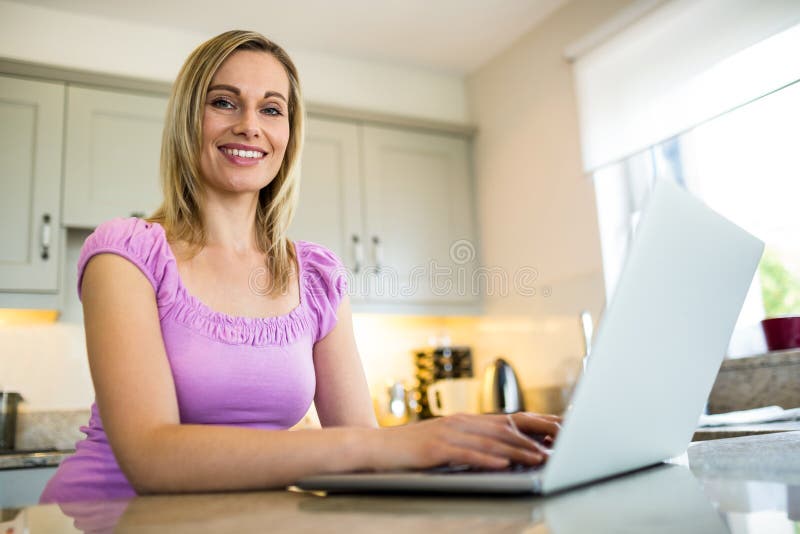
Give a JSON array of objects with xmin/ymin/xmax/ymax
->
[
  {"xmin": 211, "ymin": 98, "xmax": 234, "ymax": 109},
  {"xmin": 262, "ymin": 106, "xmax": 283, "ymax": 116}
]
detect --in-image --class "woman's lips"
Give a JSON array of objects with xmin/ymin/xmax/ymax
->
[{"xmin": 218, "ymin": 146, "xmax": 266, "ymax": 166}]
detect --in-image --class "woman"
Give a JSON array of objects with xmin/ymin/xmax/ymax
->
[{"xmin": 40, "ymin": 30, "xmax": 558, "ymax": 503}]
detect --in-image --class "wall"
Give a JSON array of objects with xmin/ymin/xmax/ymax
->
[
  {"xmin": 0, "ymin": 0, "xmax": 639, "ymax": 412},
  {"xmin": 0, "ymin": 324, "xmax": 93, "ymax": 411},
  {"xmin": 0, "ymin": 0, "xmax": 469, "ymax": 124},
  {"xmin": 464, "ymin": 0, "xmax": 637, "ymax": 382},
  {"xmin": 0, "ymin": 0, "xmax": 471, "ymax": 413}
]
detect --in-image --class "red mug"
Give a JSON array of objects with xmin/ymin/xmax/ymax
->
[{"xmin": 761, "ymin": 316, "xmax": 800, "ymax": 351}]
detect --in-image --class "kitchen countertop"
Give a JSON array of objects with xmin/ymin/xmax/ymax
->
[
  {"xmin": 693, "ymin": 421, "xmax": 800, "ymax": 441},
  {"xmin": 3, "ymin": 431, "xmax": 799, "ymax": 533},
  {"xmin": 0, "ymin": 450, "xmax": 73, "ymax": 470}
]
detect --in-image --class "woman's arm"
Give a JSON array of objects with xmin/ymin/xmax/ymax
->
[
  {"xmin": 83, "ymin": 253, "xmax": 377, "ymax": 493},
  {"xmin": 83, "ymin": 254, "xmax": 557, "ymax": 495},
  {"xmin": 311, "ymin": 295, "xmax": 377, "ymax": 428}
]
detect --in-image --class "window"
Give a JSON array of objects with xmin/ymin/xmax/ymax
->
[{"xmin": 594, "ymin": 79, "xmax": 800, "ymax": 357}]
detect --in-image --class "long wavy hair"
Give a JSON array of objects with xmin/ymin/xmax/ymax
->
[{"xmin": 150, "ymin": 30, "xmax": 304, "ymax": 296}]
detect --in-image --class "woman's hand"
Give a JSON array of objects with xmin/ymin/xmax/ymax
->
[{"xmin": 370, "ymin": 412, "xmax": 561, "ymax": 472}]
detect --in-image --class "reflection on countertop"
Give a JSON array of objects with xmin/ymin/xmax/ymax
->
[{"xmin": 5, "ymin": 431, "xmax": 800, "ymax": 533}]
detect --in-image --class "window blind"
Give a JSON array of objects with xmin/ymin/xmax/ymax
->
[{"xmin": 572, "ymin": 0, "xmax": 800, "ymax": 173}]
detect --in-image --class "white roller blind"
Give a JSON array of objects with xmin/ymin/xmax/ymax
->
[{"xmin": 573, "ymin": 0, "xmax": 800, "ymax": 172}]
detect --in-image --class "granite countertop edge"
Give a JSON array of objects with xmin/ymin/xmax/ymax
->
[{"xmin": 0, "ymin": 450, "xmax": 74, "ymax": 470}]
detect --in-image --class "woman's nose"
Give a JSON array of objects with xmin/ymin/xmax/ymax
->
[{"xmin": 233, "ymin": 107, "xmax": 259, "ymax": 138}]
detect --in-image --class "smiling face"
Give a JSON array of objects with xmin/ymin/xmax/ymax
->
[{"xmin": 198, "ymin": 50, "xmax": 291, "ymax": 196}]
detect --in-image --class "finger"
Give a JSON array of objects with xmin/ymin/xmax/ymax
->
[
  {"xmin": 505, "ymin": 414, "xmax": 554, "ymax": 453},
  {"xmin": 482, "ymin": 413, "xmax": 560, "ymax": 440},
  {"xmin": 451, "ymin": 414, "xmax": 550, "ymax": 455},
  {"xmin": 509, "ymin": 413, "xmax": 561, "ymax": 438},
  {"xmin": 531, "ymin": 413, "xmax": 563, "ymax": 423},
  {"xmin": 441, "ymin": 446, "xmax": 511, "ymax": 470},
  {"xmin": 445, "ymin": 430, "xmax": 546, "ymax": 467},
  {"xmin": 442, "ymin": 418, "xmax": 548, "ymax": 465}
]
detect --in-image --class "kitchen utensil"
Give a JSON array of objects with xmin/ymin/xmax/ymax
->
[
  {"xmin": 427, "ymin": 378, "xmax": 480, "ymax": 416},
  {"xmin": 761, "ymin": 316, "xmax": 800, "ymax": 351},
  {"xmin": 480, "ymin": 358, "xmax": 525, "ymax": 414},
  {"xmin": 373, "ymin": 381, "xmax": 412, "ymax": 427},
  {"xmin": 0, "ymin": 392, "xmax": 22, "ymax": 450},
  {"xmin": 580, "ymin": 310, "xmax": 594, "ymax": 371},
  {"xmin": 412, "ymin": 346, "xmax": 473, "ymax": 418}
]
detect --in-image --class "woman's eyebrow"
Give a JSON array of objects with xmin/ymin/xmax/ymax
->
[{"xmin": 208, "ymin": 84, "xmax": 287, "ymax": 102}]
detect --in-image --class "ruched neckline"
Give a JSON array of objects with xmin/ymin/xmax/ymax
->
[
  {"xmin": 76, "ymin": 218, "xmax": 347, "ymax": 347},
  {"xmin": 161, "ymin": 230, "xmax": 314, "ymax": 346}
]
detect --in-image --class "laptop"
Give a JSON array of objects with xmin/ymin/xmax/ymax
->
[{"xmin": 296, "ymin": 180, "xmax": 764, "ymax": 495}]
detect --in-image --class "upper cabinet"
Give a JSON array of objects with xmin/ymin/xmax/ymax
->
[
  {"xmin": 0, "ymin": 75, "xmax": 64, "ymax": 292},
  {"xmin": 290, "ymin": 117, "xmax": 364, "ymax": 288},
  {"xmin": 0, "ymin": 66, "xmax": 479, "ymax": 313},
  {"xmin": 291, "ymin": 117, "xmax": 479, "ymax": 310},
  {"xmin": 62, "ymin": 86, "xmax": 167, "ymax": 227},
  {"xmin": 361, "ymin": 125, "xmax": 477, "ymax": 307}
]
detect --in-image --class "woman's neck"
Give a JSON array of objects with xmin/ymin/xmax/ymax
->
[{"xmin": 200, "ymin": 190, "xmax": 261, "ymax": 255}]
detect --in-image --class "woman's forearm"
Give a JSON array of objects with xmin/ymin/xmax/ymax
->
[{"xmin": 124, "ymin": 424, "xmax": 379, "ymax": 494}]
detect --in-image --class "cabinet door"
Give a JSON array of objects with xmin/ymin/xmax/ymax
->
[
  {"xmin": 63, "ymin": 86, "xmax": 167, "ymax": 228},
  {"xmin": 291, "ymin": 117, "xmax": 365, "ymax": 298},
  {"xmin": 362, "ymin": 126, "xmax": 478, "ymax": 305},
  {"xmin": 0, "ymin": 76, "xmax": 64, "ymax": 292}
]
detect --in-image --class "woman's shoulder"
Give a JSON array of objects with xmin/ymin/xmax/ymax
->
[
  {"xmin": 78, "ymin": 218, "xmax": 177, "ymax": 302},
  {"xmin": 294, "ymin": 240, "xmax": 349, "ymax": 342},
  {"xmin": 85, "ymin": 217, "xmax": 167, "ymax": 248},
  {"xmin": 294, "ymin": 240, "xmax": 345, "ymax": 272}
]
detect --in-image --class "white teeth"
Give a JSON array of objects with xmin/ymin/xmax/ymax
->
[{"xmin": 223, "ymin": 148, "xmax": 264, "ymax": 159}]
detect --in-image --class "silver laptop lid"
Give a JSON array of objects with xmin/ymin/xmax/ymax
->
[{"xmin": 542, "ymin": 180, "xmax": 763, "ymax": 493}]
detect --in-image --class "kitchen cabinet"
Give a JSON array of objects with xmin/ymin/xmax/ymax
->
[
  {"xmin": 0, "ymin": 62, "xmax": 479, "ymax": 313},
  {"xmin": 290, "ymin": 117, "xmax": 365, "ymax": 299},
  {"xmin": 0, "ymin": 75, "xmax": 64, "ymax": 293},
  {"xmin": 62, "ymin": 86, "xmax": 167, "ymax": 228},
  {"xmin": 361, "ymin": 125, "xmax": 477, "ymax": 307},
  {"xmin": 291, "ymin": 117, "xmax": 479, "ymax": 310},
  {"xmin": 0, "ymin": 466, "xmax": 57, "ymax": 508}
]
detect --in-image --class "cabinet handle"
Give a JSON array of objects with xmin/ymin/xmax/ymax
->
[
  {"xmin": 40, "ymin": 213, "xmax": 52, "ymax": 261},
  {"xmin": 351, "ymin": 234, "xmax": 363, "ymax": 274},
  {"xmin": 130, "ymin": 211, "xmax": 145, "ymax": 218},
  {"xmin": 372, "ymin": 235, "xmax": 384, "ymax": 272}
]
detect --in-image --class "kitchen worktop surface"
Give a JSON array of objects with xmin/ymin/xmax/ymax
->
[
  {"xmin": 3, "ymin": 431, "xmax": 799, "ymax": 533},
  {"xmin": 0, "ymin": 449, "xmax": 74, "ymax": 471}
]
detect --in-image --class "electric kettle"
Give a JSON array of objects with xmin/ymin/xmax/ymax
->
[{"xmin": 480, "ymin": 358, "xmax": 525, "ymax": 414}]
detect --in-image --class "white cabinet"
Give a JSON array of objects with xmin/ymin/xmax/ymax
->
[
  {"xmin": 0, "ymin": 466, "xmax": 58, "ymax": 508},
  {"xmin": 362, "ymin": 125, "xmax": 477, "ymax": 307},
  {"xmin": 62, "ymin": 86, "xmax": 167, "ymax": 228},
  {"xmin": 0, "ymin": 75, "xmax": 64, "ymax": 292},
  {"xmin": 291, "ymin": 117, "xmax": 365, "ymax": 298},
  {"xmin": 0, "ymin": 67, "xmax": 478, "ymax": 313},
  {"xmin": 291, "ymin": 117, "xmax": 479, "ymax": 310}
]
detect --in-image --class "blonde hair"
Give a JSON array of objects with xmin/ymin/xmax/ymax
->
[{"xmin": 151, "ymin": 30, "xmax": 304, "ymax": 296}]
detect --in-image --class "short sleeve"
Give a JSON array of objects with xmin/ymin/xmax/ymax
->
[
  {"xmin": 77, "ymin": 218, "xmax": 178, "ymax": 311},
  {"xmin": 297, "ymin": 241, "xmax": 349, "ymax": 343}
]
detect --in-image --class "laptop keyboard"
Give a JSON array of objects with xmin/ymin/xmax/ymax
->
[{"xmin": 426, "ymin": 463, "xmax": 542, "ymax": 475}]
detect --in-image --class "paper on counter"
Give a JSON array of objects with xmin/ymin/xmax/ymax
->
[{"xmin": 698, "ymin": 406, "xmax": 800, "ymax": 427}]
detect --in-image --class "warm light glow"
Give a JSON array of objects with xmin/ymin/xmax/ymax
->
[{"xmin": 0, "ymin": 309, "xmax": 59, "ymax": 325}]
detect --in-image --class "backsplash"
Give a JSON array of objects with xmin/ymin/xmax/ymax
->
[
  {"xmin": 0, "ymin": 314, "xmax": 585, "ymax": 413},
  {"xmin": 0, "ymin": 323, "xmax": 94, "ymax": 412}
]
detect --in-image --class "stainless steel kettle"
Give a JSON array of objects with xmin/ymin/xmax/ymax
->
[{"xmin": 480, "ymin": 358, "xmax": 525, "ymax": 414}]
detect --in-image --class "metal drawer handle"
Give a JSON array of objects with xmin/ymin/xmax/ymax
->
[
  {"xmin": 372, "ymin": 235, "xmax": 384, "ymax": 272},
  {"xmin": 40, "ymin": 213, "xmax": 51, "ymax": 261},
  {"xmin": 352, "ymin": 234, "xmax": 363, "ymax": 274}
]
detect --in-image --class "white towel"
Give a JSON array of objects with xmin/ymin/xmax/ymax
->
[{"xmin": 698, "ymin": 406, "xmax": 800, "ymax": 427}]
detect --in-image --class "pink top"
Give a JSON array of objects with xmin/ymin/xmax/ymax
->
[{"xmin": 40, "ymin": 218, "xmax": 347, "ymax": 503}]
